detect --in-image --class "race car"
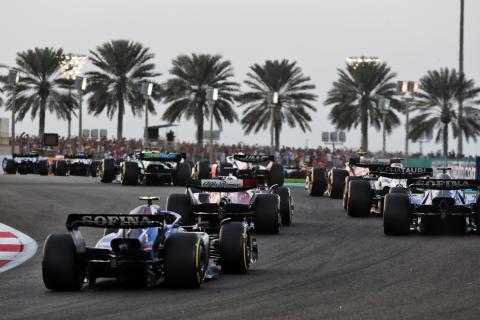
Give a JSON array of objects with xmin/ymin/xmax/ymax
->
[
  {"xmin": 98, "ymin": 151, "xmax": 191, "ymax": 186},
  {"xmin": 383, "ymin": 169, "xmax": 480, "ymax": 235},
  {"xmin": 3, "ymin": 152, "xmax": 49, "ymax": 175},
  {"xmin": 51, "ymin": 153, "xmax": 100, "ymax": 177},
  {"xmin": 197, "ymin": 154, "xmax": 285, "ymax": 187},
  {"xmin": 42, "ymin": 196, "xmax": 257, "ymax": 291},
  {"xmin": 345, "ymin": 160, "xmax": 433, "ymax": 217},
  {"xmin": 167, "ymin": 176, "xmax": 291, "ymax": 235}
]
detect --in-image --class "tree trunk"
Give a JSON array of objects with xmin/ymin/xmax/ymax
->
[
  {"xmin": 117, "ymin": 99, "xmax": 124, "ymax": 139},
  {"xmin": 38, "ymin": 97, "xmax": 46, "ymax": 137},
  {"xmin": 457, "ymin": 0, "xmax": 465, "ymax": 156},
  {"xmin": 360, "ymin": 100, "xmax": 368, "ymax": 152},
  {"xmin": 443, "ymin": 123, "xmax": 449, "ymax": 157},
  {"xmin": 196, "ymin": 104, "xmax": 204, "ymax": 146},
  {"xmin": 275, "ymin": 125, "xmax": 280, "ymax": 152}
]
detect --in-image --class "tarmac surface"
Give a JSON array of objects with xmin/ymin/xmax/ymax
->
[{"xmin": 1, "ymin": 175, "xmax": 480, "ymax": 320}]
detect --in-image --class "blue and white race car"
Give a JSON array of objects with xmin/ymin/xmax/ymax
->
[
  {"xmin": 383, "ymin": 169, "xmax": 480, "ymax": 235},
  {"xmin": 4, "ymin": 152, "xmax": 49, "ymax": 175},
  {"xmin": 42, "ymin": 196, "xmax": 256, "ymax": 290}
]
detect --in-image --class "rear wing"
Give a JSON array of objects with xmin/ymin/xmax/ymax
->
[
  {"xmin": 371, "ymin": 167, "xmax": 433, "ymax": 179},
  {"xmin": 66, "ymin": 214, "xmax": 167, "ymax": 231},
  {"xmin": 233, "ymin": 154, "xmax": 274, "ymax": 163},
  {"xmin": 64, "ymin": 154, "xmax": 91, "ymax": 159},
  {"xmin": 348, "ymin": 157, "xmax": 391, "ymax": 169},
  {"xmin": 407, "ymin": 179, "xmax": 480, "ymax": 190},
  {"xmin": 12, "ymin": 153, "xmax": 39, "ymax": 158},
  {"xmin": 139, "ymin": 152, "xmax": 186, "ymax": 162},
  {"xmin": 187, "ymin": 178, "xmax": 257, "ymax": 192}
]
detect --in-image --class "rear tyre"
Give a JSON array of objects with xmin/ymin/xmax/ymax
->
[
  {"xmin": 99, "ymin": 159, "xmax": 115, "ymax": 183},
  {"xmin": 173, "ymin": 162, "xmax": 191, "ymax": 186},
  {"xmin": 328, "ymin": 169, "xmax": 349, "ymax": 199},
  {"xmin": 390, "ymin": 187, "xmax": 408, "ymax": 194},
  {"xmin": 166, "ymin": 193, "xmax": 193, "ymax": 225},
  {"xmin": 42, "ymin": 234, "xmax": 85, "ymax": 291},
  {"xmin": 38, "ymin": 160, "xmax": 49, "ymax": 176},
  {"xmin": 197, "ymin": 160, "xmax": 210, "ymax": 179},
  {"xmin": 254, "ymin": 194, "xmax": 279, "ymax": 234},
  {"xmin": 5, "ymin": 159, "xmax": 16, "ymax": 174},
  {"xmin": 347, "ymin": 180, "xmax": 371, "ymax": 217},
  {"xmin": 343, "ymin": 176, "xmax": 362, "ymax": 209},
  {"xmin": 55, "ymin": 160, "xmax": 67, "ymax": 176},
  {"xmin": 269, "ymin": 163, "xmax": 285, "ymax": 186},
  {"xmin": 219, "ymin": 222, "xmax": 250, "ymax": 273},
  {"xmin": 309, "ymin": 168, "xmax": 327, "ymax": 196},
  {"xmin": 120, "ymin": 161, "xmax": 139, "ymax": 185},
  {"xmin": 273, "ymin": 186, "xmax": 292, "ymax": 226},
  {"xmin": 164, "ymin": 233, "xmax": 207, "ymax": 289},
  {"xmin": 90, "ymin": 161, "xmax": 100, "ymax": 178},
  {"xmin": 383, "ymin": 193, "xmax": 410, "ymax": 235}
]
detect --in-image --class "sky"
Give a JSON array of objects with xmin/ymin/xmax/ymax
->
[{"xmin": 0, "ymin": 0, "xmax": 479, "ymax": 155}]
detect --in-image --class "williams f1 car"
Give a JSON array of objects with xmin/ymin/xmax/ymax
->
[
  {"xmin": 98, "ymin": 151, "xmax": 191, "ymax": 186},
  {"xmin": 51, "ymin": 153, "xmax": 100, "ymax": 177},
  {"xmin": 4, "ymin": 153, "xmax": 49, "ymax": 175},
  {"xmin": 42, "ymin": 196, "xmax": 257, "ymax": 290},
  {"xmin": 383, "ymin": 169, "xmax": 480, "ymax": 235}
]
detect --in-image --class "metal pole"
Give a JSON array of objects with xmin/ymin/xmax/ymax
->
[
  {"xmin": 382, "ymin": 110, "xmax": 387, "ymax": 156},
  {"xmin": 78, "ymin": 89, "xmax": 83, "ymax": 147},
  {"xmin": 11, "ymin": 97, "xmax": 15, "ymax": 155},
  {"xmin": 270, "ymin": 103, "xmax": 274, "ymax": 151},
  {"xmin": 458, "ymin": 0, "xmax": 465, "ymax": 155},
  {"xmin": 144, "ymin": 97, "xmax": 149, "ymax": 148},
  {"xmin": 405, "ymin": 98, "xmax": 409, "ymax": 156},
  {"xmin": 68, "ymin": 85, "xmax": 72, "ymax": 138},
  {"xmin": 209, "ymin": 100, "xmax": 214, "ymax": 163}
]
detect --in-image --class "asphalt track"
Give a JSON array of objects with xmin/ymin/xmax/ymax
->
[{"xmin": 1, "ymin": 175, "xmax": 480, "ymax": 320}]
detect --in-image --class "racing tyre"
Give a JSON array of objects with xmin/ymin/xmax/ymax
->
[
  {"xmin": 219, "ymin": 222, "xmax": 250, "ymax": 273},
  {"xmin": 389, "ymin": 187, "xmax": 408, "ymax": 194},
  {"xmin": 197, "ymin": 160, "xmax": 210, "ymax": 179},
  {"xmin": 268, "ymin": 163, "xmax": 285, "ymax": 186},
  {"xmin": 273, "ymin": 186, "xmax": 292, "ymax": 226},
  {"xmin": 5, "ymin": 159, "xmax": 16, "ymax": 174},
  {"xmin": 100, "ymin": 159, "xmax": 115, "ymax": 183},
  {"xmin": 120, "ymin": 161, "xmax": 139, "ymax": 185},
  {"xmin": 166, "ymin": 193, "xmax": 193, "ymax": 225},
  {"xmin": 347, "ymin": 180, "xmax": 371, "ymax": 217},
  {"xmin": 309, "ymin": 168, "xmax": 327, "ymax": 196},
  {"xmin": 164, "ymin": 233, "xmax": 207, "ymax": 289},
  {"xmin": 55, "ymin": 160, "xmax": 67, "ymax": 176},
  {"xmin": 173, "ymin": 162, "xmax": 191, "ymax": 186},
  {"xmin": 328, "ymin": 169, "xmax": 349, "ymax": 199},
  {"xmin": 90, "ymin": 161, "xmax": 100, "ymax": 178},
  {"xmin": 383, "ymin": 193, "xmax": 410, "ymax": 235},
  {"xmin": 38, "ymin": 160, "xmax": 49, "ymax": 176},
  {"xmin": 218, "ymin": 162, "xmax": 233, "ymax": 176},
  {"xmin": 254, "ymin": 194, "xmax": 280, "ymax": 234},
  {"xmin": 42, "ymin": 234, "xmax": 85, "ymax": 291},
  {"xmin": 343, "ymin": 176, "xmax": 362, "ymax": 209}
]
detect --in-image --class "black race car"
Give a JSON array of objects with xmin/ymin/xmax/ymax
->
[{"xmin": 4, "ymin": 153, "xmax": 49, "ymax": 175}]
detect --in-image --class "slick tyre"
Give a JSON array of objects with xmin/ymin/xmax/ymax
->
[
  {"xmin": 343, "ymin": 176, "xmax": 362, "ymax": 209},
  {"xmin": 164, "ymin": 233, "xmax": 207, "ymax": 289},
  {"xmin": 219, "ymin": 222, "xmax": 251, "ymax": 274},
  {"xmin": 197, "ymin": 160, "xmax": 210, "ymax": 179},
  {"xmin": 309, "ymin": 168, "xmax": 327, "ymax": 196},
  {"xmin": 166, "ymin": 193, "xmax": 193, "ymax": 225},
  {"xmin": 55, "ymin": 160, "xmax": 67, "ymax": 176},
  {"xmin": 173, "ymin": 162, "xmax": 191, "ymax": 186},
  {"xmin": 254, "ymin": 194, "xmax": 280, "ymax": 234},
  {"xmin": 38, "ymin": 160, "xmax": 49, "ymax": 176},
  {"xmin": 42, "ymin": 234, "xmax": 85, "ymax": 291},
  {"xmin": 5, "ymin": 159, "xmax": 16, "ymax": 174},
  {"xmin": 100, "ymin": 159, "xmax": 115, "ymax": 183},
  {"xmin": 347, "ymin": 180, "xmax": 371, "ymax": 217},
  {"xmin": 120, "ymin": 161, "xmax": 139, "ymax": 185},
  {"xmin": 328, "ymin": 169, "xmax": 349, "ymax": 199},
  {"xmin": 269, "ymin": 163, "xmax": 285, "ymax": 186},
  {"xmin": 90, "ymin": 161, "xmax": 100, "ymax": 178},
  {"xmin": 390, "ymin": 187, "xmax": 408, "ymax": 194},
  {"xmin": 383, "ymin": 193, "xmax": 411, "ymax": 235},
  {"xmin": 273, "ymin": 186, "xmax": 292, "ymax": 226}
]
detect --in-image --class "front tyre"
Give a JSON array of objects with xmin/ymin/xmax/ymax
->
[
  {"xmin": 347, "ymin": 180, "xmax": 371, "ymax": 217},
  {"xmin": 309, "ymin": 168, "xmax": 327, "ymax": 196},
  {"xmin": 173, "ymin": 162, "xmax": 191, "ymax": 186},
  {"xmin": 383, "ymin": 193, "xmax": 411, "ymax": 235},
  {"xmin": 268, "ymin": 163, "xmax": 285, "ymax": 186},
  {"xmin": 120, "ymin": 161, "xmax": 139, "ymax": 185},
  {"xmin": 166, "ymin": 193, "xmax": 193, "ymax": 225},
  {"xmin": 272, "ymin": 186, "xmax": 292, "ymax": 226},
  {"xmin": 254, "ymin": 194, "xmax": 280, "ymax": 234},
  {"xmin": 328, "ymin": 169, "xmax": 349, "ymax": 199},
  {"xmin": 219, "ymin": 222, "xmax": 251, "ymax": 274}
]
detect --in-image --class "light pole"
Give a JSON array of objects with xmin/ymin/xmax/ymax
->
[
  {"xmin": 8, "ymin": 70, "xmax": 20, "ymax": 155},
  {"xmin": 59, "ymin": 54, "xmax": 87, "ymax": 138},
  {"xmin": 266, "ymin": 92, "xmax": 279, "ymax": 152},
  {"xmin": 74, "ymin": 77, "xmax": 88, "ymax": 148},
  {"xmin": 397, "ymin": 80, "xmax": 418, "ymax": 156},
  {"xmin": 140, "ymin": 82, "xmax": 153, "ymax": 148},
  {"xmin": 378, "ymin": 97, "xmax": 390, "ymax": 156},
  {"xmin": 206, "ymin": 87, "xmax": 219, "ymax": 163}
]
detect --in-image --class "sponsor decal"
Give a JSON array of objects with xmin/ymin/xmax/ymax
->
[
  {"xmin": 234, "ymin": 154, "xmax": 272, "ymax": 162},
  {"xmin": 413, "ymin": 179, "xmax": 472, "ymax": 189},
  {"xmin": 200, "ymin": 179, "xmax": 244, "ymax": 188},
  {"xmin": 142, "ymin": 152, "xmax": 177, "ymax": 160},
  {"xmin": 378, "ymin": 167, "xmax": 430, "ymax": 174},
  {"xmin": 80, "ymin": 215, "xmax": 153, "ymax": 227}
]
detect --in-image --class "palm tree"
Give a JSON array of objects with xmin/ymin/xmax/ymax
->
[
  {"xmin": 237, "ymin": 59, "xmax": 317, "ymax": 150},
  {"xmin": 86, "ymin": 40, "xmax": 161, "ymax": 139},
  {"xmin": 325, "ymin": 61, "xmax": 400, "ymax": 152},
  {"xmin": 409, "ymin": 68, "xmax": 480, "ymax": 156},
  {"xmin": 162, "ymin": 53, "xmax": 239, "ymax": 146},
  {"xmin": 2, "ymin": 48, "xmax": 75, "ymax": 136}
]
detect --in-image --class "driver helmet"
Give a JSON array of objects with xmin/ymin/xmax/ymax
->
[{"xmin": 390, "ymin": 162, "xmax": 403, "ymax": 169}]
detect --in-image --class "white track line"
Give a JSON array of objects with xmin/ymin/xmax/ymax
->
[{"xmin": 0, "ymin": 223, "xmax": 37, "ymax": 273}]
